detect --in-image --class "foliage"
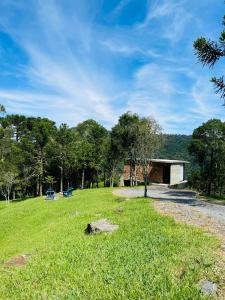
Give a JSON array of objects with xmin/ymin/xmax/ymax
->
[
  {"xmin": 0, "ymin": 188, "xmax": 222, "ymax": 299},
  {"xmin": 189, "ymin": 119, "xmax": 225, "ymax": 196},
  {"xmin": 0, "ymin": 104, "xmax": 6, "ymax": 115},
  {"xmin": 111, "ymin": 112, "xmax": 140, "ymax": 161},
  {"xmin": 194, "ymin": 13, "xmax": 225, "ymax": 104},
  {"xmin": 134, "ymin": 117, "xmax": 163, "ymax": 197},
  {"xmin": 0, "ymin": 102, "xmax": 223, "ymax": 199},
  {"xmin": 73, "ymin": 119, "xmax": 109, "ymax": 188},
  {"xmin": 49, "ymin": 123, "xmax": 76, "ymax": 192},
  {"xmin": 44, "ymin": 176, "xmax": 56, "ymax": 189},
  {"xmin": 156, "ymin": 134, "xmax": 193, "ymax": 177},
  {"xmin": 0, "ymin": 163, "xmax": 18, "ymax": 203},
  {"xmin": 109, "ymin": 112, "xmax": 141, "ymax": 187},
  {"xmin": 156, "ymin": 134, "xmax": 192, "ymax": 161}
]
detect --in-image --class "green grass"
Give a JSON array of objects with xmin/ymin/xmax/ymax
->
[{"xmin": 0, "ymin": 188, "xmax": 222, "ymax": 299}]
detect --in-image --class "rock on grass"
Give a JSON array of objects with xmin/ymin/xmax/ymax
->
[
  {"xmin": 85, "ymin": 219, "xmax": 119, "ymax": 234},
  {"xmin": 4, "ymin": 254, "xmax": 31, "ymax": 267},
  {"xmin": 199, "ymin": 280, "xmax": 218, "ymax": 295}
]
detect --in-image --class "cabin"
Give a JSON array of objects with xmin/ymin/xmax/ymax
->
[{"xmin": 121, "ymin": 159, "xmax": 189, "ymax": 186}]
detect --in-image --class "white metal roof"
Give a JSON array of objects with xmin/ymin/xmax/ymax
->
[{"xmin": 151, "ymin": 159, "xmax": 189, "ymax": 164}]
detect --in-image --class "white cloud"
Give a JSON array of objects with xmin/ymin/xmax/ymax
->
[
  {"xmin": 124, "ymin": 63, "xmax": 190, "ymax": 132},
  {"xmin": 123, "ymin": 62, "xmax": 225, "ymax": 133},
  {"xmin": 0, "ymin": 0, "xmax": 118, "ymax": 126},
  {"xmin": 191, "ymin": 77, "xmax": 225, "ymax": 119},
  {"xmin": 0, "ymin": 0, "xmax": 223, "ymax": 134},
  {"xmin": 137, "ymin": 0, "xmax": 194, "ymax": 44},
  {"xmin": 140, "ymin": 0, "xmax": 180, "ymax": 26},
  {"xmin": 101, "ymin": 39, "xmax": 160, "ymax": 58}
]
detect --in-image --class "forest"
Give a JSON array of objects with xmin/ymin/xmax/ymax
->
[
  {"xmin": 0, "ymin": 109, "xmax": 163, "ymax": 199},
  {"xmin": 156, "ymin": 134, "xmax": 192, "ymax": 161},
  {"xmin": 0, "ymin": 105, "xmax": 224, "ymax": 199}
]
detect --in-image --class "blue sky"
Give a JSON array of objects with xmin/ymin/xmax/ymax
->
[{"xmin": 0, "ymin": 0, "xmax": 224, "ymax": 133}]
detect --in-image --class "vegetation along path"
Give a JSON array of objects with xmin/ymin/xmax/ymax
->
[{"xmin": 114, "ymin": 185, "xmax": 225, "ymax": 251}]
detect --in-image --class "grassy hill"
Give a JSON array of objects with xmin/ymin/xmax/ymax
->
[{"xmin": 0, "ymin": 188, "xmax": 222, "ymax": 299}]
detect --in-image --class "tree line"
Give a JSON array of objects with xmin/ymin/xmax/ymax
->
[
  {"xmin": 189, "ymin": 119, "xmax": 225, "ymax": 196},
  {"xmin": 0, "ymin": 108, "xmax": 162, "ymax": 200},
  {"xmin": 193, "ymin": 11, "xmax": 225, "ymax": 197},
  {"xmin": 0, "ymin": 104, "xmax": 224, "ymax": 200}
]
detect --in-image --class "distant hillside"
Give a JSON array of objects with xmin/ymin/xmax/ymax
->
[
  {"xmin": 156, "ymin": 134, "xmax": 192, "ymax": 161},
  {"xmin": 155, "ymin": 134, "xmax": 194, "ymax": 177}
]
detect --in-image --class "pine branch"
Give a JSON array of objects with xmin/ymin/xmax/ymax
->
[
  {"xmin": 194, "ymin": 37, "xmax": 224, "ymax": 67},
  {"xmin": 211, "ymin": 76, "xmax": 225, "ymax": 104},
  {"xmin": 222, "ymin": 14, "xmax": 225, "ymax": 26},
  {"xmin": 219, "ymin": 31, "xmax": 225, "ymax": 50}
]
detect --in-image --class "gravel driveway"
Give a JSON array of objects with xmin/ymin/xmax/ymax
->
[{"xmin": 113, "ymin": 185, "xmax": 225, "ymax": 250}]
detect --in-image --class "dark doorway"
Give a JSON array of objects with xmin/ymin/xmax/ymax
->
[
  {"xmin": 124, "ymin": 180, "xmax": 131, "ymax": 187},
  {"xmin": 163, "ymin": 165, "xmax": 170, "ymax": 184}
]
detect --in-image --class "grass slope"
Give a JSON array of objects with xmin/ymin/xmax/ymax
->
[{"xmin": 0, "ymin": 188, "xmax": 221, "ymax": 299}]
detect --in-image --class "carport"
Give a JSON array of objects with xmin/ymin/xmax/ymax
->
[
  {"xmin": 122, "ymin": 159, "xmax": 189, "ymax": 186},
  {"xmin": 150, "ymin": 159, "xmax": 188, "ymax": 185}
]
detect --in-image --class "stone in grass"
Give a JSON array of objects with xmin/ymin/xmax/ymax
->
[
  {"xmin": 114, "ymin": 207, "xmax": 124, "ymax": 213},
  {"xmin": 85, "ymin": 219, "xmax": 119, "ymax": 234},
  {"xmin": 69, "ymin": 211, "xmax": 80, "ymax": 217},
  {"xmin": 4, "ymin": 254, "xmax": 31, "ymax": 267},
  {"xmin": 199, "ymin": 280, "xmax": 218, "ymax": 295}
]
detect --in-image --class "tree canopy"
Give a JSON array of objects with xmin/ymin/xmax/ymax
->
[
  {"xmin": 194, "ymin": 13, "xmax": 225, "ymax": 104},
  {"xmin": 0, "ymin": 104, "xmax": 223, "ymax": 201},
  {"xmin": 189, "ymin": 119, "xmax": 225, "ymax": 196}
]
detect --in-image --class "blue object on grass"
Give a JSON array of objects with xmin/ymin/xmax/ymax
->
[
  {"xmin": 46, "ymin": 189, "xmax": 56, "ymax": 200},
  {"xmin": 63, "ymin": 187, "xmax": 73, "ymax": 197}
]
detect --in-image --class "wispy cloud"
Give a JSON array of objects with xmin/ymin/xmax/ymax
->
[
  {"xmin": 137, "ymin": 0, "xmax": 194, "ymax": 44},
  {"xmin": 0, "ymin": 0, "xmax": 224, "ymax": 133},
  {"xmin": 0, "ymin": 0, "xmax": 117, "ymax": 126},
  {"xmin": 111, "ymin": 0, "xmax": 132, "ymax": 17},
  {"xmin": 101, "ymin": 39, "xmax": 161, "ymax": 58},
  {"xmin": 123, "ymin": 62, "xmax": 224, "ymax": 132},
  {"xmin": 138, "ymin": 0, "xmax": 180, "ymax": 28}
]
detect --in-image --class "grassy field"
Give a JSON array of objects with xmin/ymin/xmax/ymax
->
[{"xmin": 0, "ymin": 188, "xmax": 222, "ymax": 299}]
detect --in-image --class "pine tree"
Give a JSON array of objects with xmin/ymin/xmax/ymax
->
[{"xmin": 194, "ymin": 14, "xmax": 225, "ymax": 104}]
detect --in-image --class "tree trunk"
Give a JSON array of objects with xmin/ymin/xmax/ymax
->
[
  {"xmin": 40, "ymin": 153, "xmax": 43, "ymax": 197},
  {"xmin": 110, "ymin": 175, "xmax": 114, "ymax": 187},
  {"xmin": 134, "ymin": 163, "xmax": 137, "ymax": 186},
  {"xmin": 103, "ymin": 171, "xmax": 106, "ymax": 187},
  {"xmin": 144, "ymin": 166, "xmax": 148, "ymax": 198},
  {"xmin": 130, "ymin": 161, "xmax": 132, "ymax": 186},
  {"xmin": 81, "ymin": 168, "xmax": 85, "ymax": 189},
  {"xmin": 36, "ymin": 180, "xmax": 39, "ymax": 196},
  {"xmin": 7, "ymin": 189, "xmax": 10, "ymax": 204},
  {"xmin": 110, "ymin": 166, "xmax": 115, "ymax": 187},
  {"xmin": 60, "ymin": 166, "xmax": 63, "ymax": 193},
  {"xmin": 96, "ymin": 171, "xmax": 99, "ymax": 188},
  {"xmin": 39, "ymin": 179, "xmax": 43, "ymax": 197}
]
